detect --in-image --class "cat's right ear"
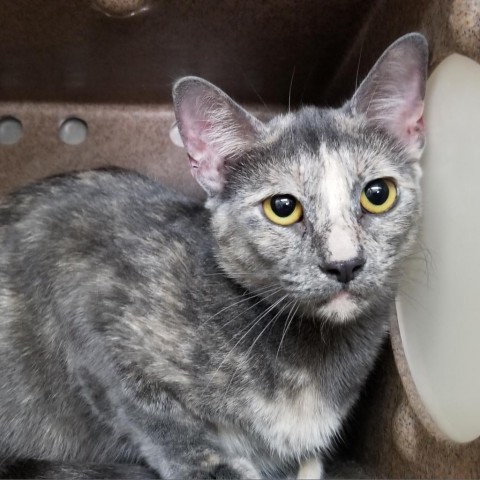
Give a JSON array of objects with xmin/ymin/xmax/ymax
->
[
  {"xmin": 172, "ymin": 77, "xmax": 265, "ymax": 195},
  {"xmin": 350, "ymin": 33, "xmax": 428, "ymax": 161}
]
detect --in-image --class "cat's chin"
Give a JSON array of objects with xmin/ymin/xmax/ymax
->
[{"xmin": 316, "ymin": 291, "xmax": 364, "ymax": 323}]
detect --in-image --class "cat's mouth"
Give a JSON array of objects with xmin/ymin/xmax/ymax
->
[
  {"xmin": 292, "ymin": 287, "xmax": 368, "ymax": 322},
  {"xmin": 272, "ymin": 276, "xmax": 372, "ymax": 320},
  {"xmin": 317, "ymin": 290, "xmax": 365, "ymax": 321},
  {"xmin": 290, "ymin": 283, "xmax": 363, "ymax": 303}
]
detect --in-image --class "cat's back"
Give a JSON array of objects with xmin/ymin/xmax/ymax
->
[
  {"xmin": 0, "ymin": 168, "xmax": 211, "ymax": 321},
  {"xmin": 0, "ymin": 169, "xmax": 211, "ymax": 461},
  {"xmin": 0, "ymin": 168, "xmax": 206, "ymax": 240},
  {"xmin": 0, "ymin": 169, "xmax": 210, "ymax": 273}
]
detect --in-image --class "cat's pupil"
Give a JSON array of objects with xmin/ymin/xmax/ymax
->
[
  {"xmin": 271, "ymin": 195, "xmax": 296, "ymax": 217},
  {"xmin": 365, "ymin": 180, "xmax": 389, "ymax": 205}
]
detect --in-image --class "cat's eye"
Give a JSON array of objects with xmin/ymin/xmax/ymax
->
[
  {"xmin": 262, "ymin": 194, "xmax": 303, "ymax": 226},
  {"xmin": 360, "ymin": 178, "xmax": 397, "ymax": 214}
]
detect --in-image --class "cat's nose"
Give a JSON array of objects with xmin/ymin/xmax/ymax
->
[{"xmin": 320, "ymin": 258, "xmax": 366, "ymax": 284}]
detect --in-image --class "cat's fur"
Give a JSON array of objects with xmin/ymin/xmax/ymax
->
[{"xmin": 0, "ymin": 34, "xmax": 427, "ymax": 479}]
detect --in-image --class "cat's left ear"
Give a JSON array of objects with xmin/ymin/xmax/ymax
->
[
  {"xmin": 173, "ymin": 77, "xmax": 265, "ymax": 195},
  {"xmin": 350, "ymin": 33, "xmax": 428, "ymax": 160}
]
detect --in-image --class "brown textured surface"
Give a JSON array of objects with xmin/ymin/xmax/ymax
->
[
  {"xmin": 92, "ymin": 0, "xmax": 153, "ymax": 18},
  {"xmin": 0, "ymin": 0, "xmax": 479, "ymax": 477},
  {"xmin": 2, "ymin": 1, "xmax": 476, "ymax": 105},
  {"xmin": 0, "ymin": 0, "xmax": 375, "ymax": 106},
  {"xmin": 325, "ymin": 0, "xmax": 480, "ymax": 100},
  {"xmin": 351, "ymin": 327, "xmax": 480, "ymax": 478},
  {"xmin": 449, "ymin": 0, "xmax": 480, "ymax": 60},
  {"xmin": 390, "ymin": 314, "xmax": 452, "ymax": 444}
]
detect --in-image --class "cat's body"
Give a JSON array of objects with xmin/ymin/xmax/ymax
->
[
  {"xmin": 0, "ymin": 34, "xmax": 428, "ymax": 479},
  {"xmin": 0, "ymin": 170, "xmax": 387, "ymax": 478}
]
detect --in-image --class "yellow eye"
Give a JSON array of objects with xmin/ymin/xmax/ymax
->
[
  {"xmin": 360, "ymin": 178, "xmax": 397, "ymax": 214},
  {"xmin": 262, "ymin": 194, "xmax": 303, "ymax": 226}
]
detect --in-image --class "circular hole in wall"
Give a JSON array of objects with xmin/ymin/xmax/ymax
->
[
  {"xmin": 59, "ymin": 117, "xmax": 88, "ymax": 146},
  {"xmin": 0, "ymin": 116, "xmax": 23, "ymax": 145}
]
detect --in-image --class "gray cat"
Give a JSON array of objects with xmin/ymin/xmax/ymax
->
[{"xmin": 0, "ymin": 33, "xmax": 427, "ymax": 479}]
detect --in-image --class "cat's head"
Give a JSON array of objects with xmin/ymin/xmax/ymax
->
[{"xmin": 173, "ymin": 33, "xmax": 428, "ymax": 323}]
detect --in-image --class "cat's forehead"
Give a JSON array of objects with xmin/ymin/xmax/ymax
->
[
  {"xmin": 261, "ymin": 108, "xmax": 404, "ymax": 183},
  {"xmin": 223, "ymin": 107, "xmax": 411, "ymax": 202},
  {"xmin": 272, "ymin": 108, "xmax": 381, "ymax": 150}
]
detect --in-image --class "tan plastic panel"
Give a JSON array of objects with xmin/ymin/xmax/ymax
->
[{"xmin": 0, "ymin": 102, "xmax": 279, "ymax": 199}]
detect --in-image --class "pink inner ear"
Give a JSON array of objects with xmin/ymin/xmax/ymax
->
[
  {"xmin": 174, "ymin": 78, "xmax": 265, "ymax": 194},
  {"xmin": 401, "ymin": 101, "xmax": 425, "ymax": 147},
  {"xmin": 187, "ymin": 154, "xmax": 199, "ymax": 170},
  {"xmin": 354, "ymin": 38, "xmax": 427, "ymax": 159},
  {"xmin": 181, "ymin": 118, "xmax": 211, "ymax": 160},
  {"xmin": 180, "ymin": 115, "xmax": 226, "ymax": 193},
  {"xmin": 406, "ymin": 115, "xmax": 424, "ymax": 137}
]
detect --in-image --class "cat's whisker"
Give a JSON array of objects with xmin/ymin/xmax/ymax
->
[
  {"xmin": 288, "ymin": 66, "xmax": 296, "ymax": 114},
  {"xmin": 200, "ymin": 284, "xmax": 282, "ymax": 327},
  {"xmin": 404, "ymin": 247, "xmax": 436, "ymax": 270},
  {"xmin": 397, "ymin": 260, "xmax": 436, "ymax": 288},
  {"xmin": 274, "ymin": 300, "xmax": 300, "ymax": 377},
  {"xmin": 319, "ymin": 313, "xmax": 328, "ymax": 345},
  {"xmin": 235, "ymin": 63, "xmax": 272, "ymax": 114},
  {"xmin": 213, "ymin": 286, "xmax": 284, "ymax": 333},
  {"xmin": 355, "ymin": 39, "xmax": 365, "ymax": 91},
  {"xmin": 205, "ymin": 294, "xmax": 288, "ymax": 391},
  {"xmin": 244, "ymin": 296, "xmax": 293, "ymax": 360},
  {"xmin": 202, "ymin": 271, "xmax": 258, "ymax": 276},
  {"xmin": 246, "ymin": 283, "xmax": 285, "ymax": 295},
  {"xmin": 228, "ymin": 293, "xmax": 288, "ymax": 343},
  {"xmin": 397, "ymin": 287, "xmax": 430, "ymax": 313},
  {"xmin": 398, "ymin": 272, "xmax": 430, "ymax": 287},
  {"xmin": 222, "ymin": 295, "xmax": 291, "ymax": 400}
]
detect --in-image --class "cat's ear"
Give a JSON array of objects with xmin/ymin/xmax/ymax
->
[
  {"xmin": 173, "ymin": 77, "xmax": 265, "ymax": 195},
  {"xmin": 350, "ymin": 33, "xmax": 428, "ymax": 160}
]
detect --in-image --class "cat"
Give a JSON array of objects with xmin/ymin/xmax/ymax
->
[{"xmin": 0, "ymin": 33, "xmax": 427, "ymax": 479}]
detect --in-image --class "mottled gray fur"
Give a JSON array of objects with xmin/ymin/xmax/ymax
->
[{"xmin": 0, "ymin": 34, "xmax": 427, "ymax": 478}]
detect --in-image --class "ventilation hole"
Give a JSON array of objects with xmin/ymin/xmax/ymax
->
[
  {"xmin": 59, "ymin": 117, "xmax": 88, "ymax": 145},
  {"xmin": 0, "ymin": 116, "xmax": 23, "ymax": 145}
]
